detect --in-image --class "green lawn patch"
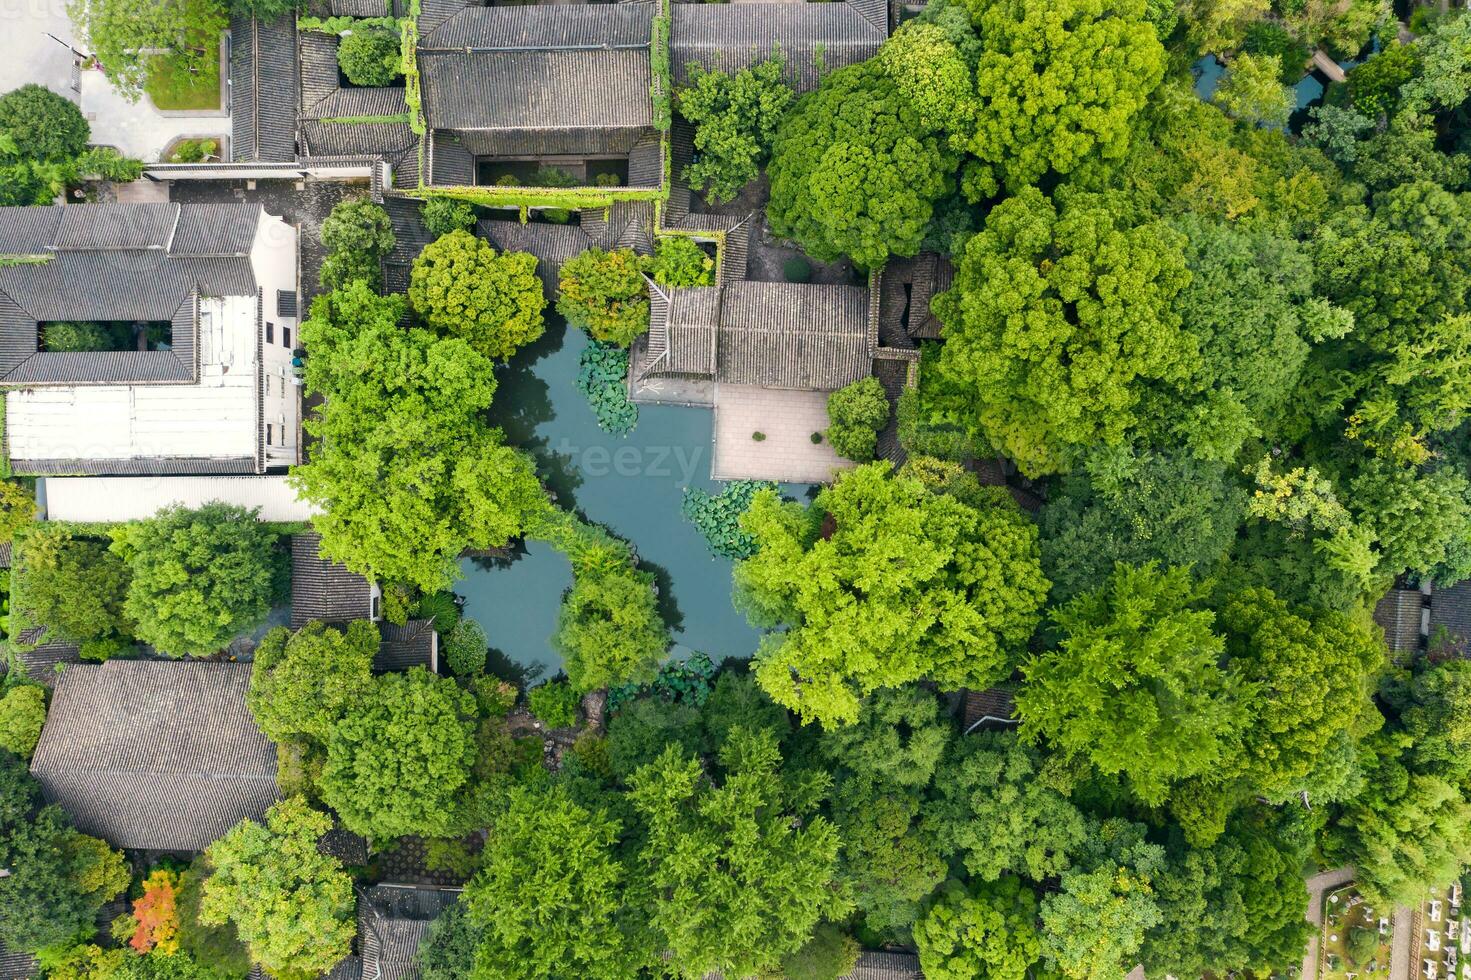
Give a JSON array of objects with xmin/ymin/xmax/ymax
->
[{"xmin": 144, "ymin": 45, "xmax": 221, "ymax": 111}]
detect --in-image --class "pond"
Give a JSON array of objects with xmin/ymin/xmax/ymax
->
[
  {"xmin": 456, "ymin": 317, "xmax": 807, "ymax": 680},
  {"xmin": 1191, "ymin": 53, "xmax": 1362, "ymax": 133}
]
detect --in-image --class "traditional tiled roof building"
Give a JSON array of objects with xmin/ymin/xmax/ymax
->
[
  {"xmin": 327, "ymin": 886, "xmax": 461, "ymax": 980},
  {"xmin": 297, "ymin": 32, "xmax": 421, "ymax": 188},
  {"xmin": 29, "ymin": 661, "xmax": 279, "ymax": 851},
  {"xmin": 230, "ymin": 13, "xmax": 299, "ymax": 163},
  {"xmin": 289, "ymin": 533, "xmax": 440, "ymax": 672},
  {"xmin": 0, "ymin": 203, "xmax": 300, "ymax": 475},
  {"xmin": 670, "ymin": 0, "xmax": 888, "ymax": 92},
  {"xmin": 1375, "ymin": 585, "xmax": 1427, "ymax": 658},
  {"xmin": 639, "ymin": 277, "xmax": 879, "ymax": 391},
  {"xmin": 417, "ymin": 4, "xmax": 663, "ymax": 189}
]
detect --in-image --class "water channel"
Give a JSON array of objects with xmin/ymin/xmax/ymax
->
[{"xmin": 455, "ymin": 317, "xmax": 806, "ymax": 679}]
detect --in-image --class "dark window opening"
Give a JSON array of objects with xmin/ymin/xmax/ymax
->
[
  {"xmin": 266, "ymin": 321, "xmax": 274, "ymax": 344},
  {"xmin": 266, "ymin": 423, "xmax": 273, "ymax": 446},
  {"xmin": 283, "ymin": 326, "xmax": 292, "ymax": 348},
  {"xmin": 39, "ymin": 320, "xmax": 173, "ymax": 353}
]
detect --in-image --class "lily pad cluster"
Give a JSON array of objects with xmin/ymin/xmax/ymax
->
[
  {"xmin": 681, "ymin": 479, "xmax": 776, "ymax": 560},
  {"xmin": 574, "ymin": 341, "xmax": 638, "ymax": 435}
]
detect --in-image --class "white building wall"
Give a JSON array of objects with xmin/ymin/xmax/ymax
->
[
  {"xmin": 43, "ymin": 475, "xmax": 320, "ymax": 522},
  {"xmin": 251, "ymin": 211, "xmax": 301, "ymax": 468}
]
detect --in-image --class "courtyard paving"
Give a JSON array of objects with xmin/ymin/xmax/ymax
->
[{"xmin": 712, "ymin": 384, "xmax": 853, "ymax": 484}]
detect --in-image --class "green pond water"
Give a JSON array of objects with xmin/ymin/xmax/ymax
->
[{"xmin": 455, "ymin": 317, "xmax": 806, "ymax": 680}]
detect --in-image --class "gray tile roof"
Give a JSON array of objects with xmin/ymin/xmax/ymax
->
[
  {"xmin": 419, "ymin": 48, "xmax": 652, "ymax": 132},
  {"xmin": 356, "ymin": 886, "xmax": 461, "ymax": 980},
  {"xmin": 421, "ymin": 3, "xmax": 654, "ymax": 48},
  {"xmin": 376, "ymin": 620, "xmax": 435, "ymax": 673},
  {"xmin": 0, "ymin": 204, "xmax": 263, "ymax": 387},
  {"xmin": 418, "ymin": 4, "xmax": 654, "ymax": 157},
  {"xmin": 1430, "ymin": 580, "xmax": 1471, "ymax": 650},
  {"xmin": 290, "ymin": 532, "xmax": 375, "ymax": 628},
  {"xmin": 477, "ymin": 219, "xmax": 596, "ymax": 303},
  {"xmin": 1375, "ymin": 586, "xmax": 1425, "ymax": 655},
  {"xmin": 670, "ymin": 1, "xmax": 885, "ymax": 92},
  {"xmin": 29, "ymin": 660, "xmax": 279, "ymax": 851},
  {"xmin": 644, "ymin": 278, "xmax": 877, "ymax": 390},
  {"xmin": 331, "ymin": 0, "xmax": 390, "ymax": 15},
  {"xmin": 0, "ymin": 943, "xmax": 36, "ymax": 980},
  {"xmin": 12, "ymin": 640, "xmax": 81, "ymax": 686},
  {"xmin": 230, "ymin": 14, "xmax": 299, "ymax": 163},
  {"xmin": 9, "ymin": 455, "xmax": 257, "ymax": 476},
  {"xmin": 842, "ymin": 951, "xmax": 923, "ymax": 979}
]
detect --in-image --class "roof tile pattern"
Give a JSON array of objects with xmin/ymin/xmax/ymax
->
[{"xmin": 30, "ymin": 661, "xmax": 278, "ymax": 851}]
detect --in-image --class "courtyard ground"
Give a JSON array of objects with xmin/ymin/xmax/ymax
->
[{"xmin": 712, "ymin": 385, "xmax": 854, "ymax": 483}]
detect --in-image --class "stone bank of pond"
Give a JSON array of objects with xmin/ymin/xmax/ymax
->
[{"xmin": 456, "ymin": 317, "xmax": 804, "ymax": 679}]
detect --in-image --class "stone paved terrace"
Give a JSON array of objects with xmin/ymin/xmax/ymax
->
[{"xmin": 712, "ymin": 385, "xmax": 854, "ymax": 483}]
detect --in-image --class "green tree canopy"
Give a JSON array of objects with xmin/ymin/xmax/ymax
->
[
  {"xmin": 736, "ymin": 462, "xmax": 1048, "ymax": 728},
  {"xmin": 199, "ymin": 797, "xmax": 356, "ymax": 979},
  {"xmin": 1040, "ymin": 819, "xmax": 1165, "ymax": 980},
  {"xmin": 0, "ymin": 85, "xmax": 89, "ymax": 162},
  {"xmin": 676, "ymin": 56, "xmax": 794, "ymax": 204},
  {"xmin": 1212, "ymin": 52, "xmax": 1294, "ymax": 127},
  {"xmin": 291, "ymin": 282, "xmax": 547, "ymax": 593},
  {"xmin": 247, "ymin": 620, "xmax": 377, "ymax": 746},
  {"xmin": 767, "ymin": 62, "xmax": 957, "ymax": 268},
  {"xmin": 825, "ymin": 377, "xmax": 891, "ymax": 463},
  {"xmin": 318, "ymin": 198, "xmax": 395, "ymax": 291},
  {"xmin": 408, "ymin": 229, "xmax": 546, "ymax": 360},
  {"xmin": 13, "ymin": 526, "xmax": 133, "ymax": 659},
  {"xmin": 556, "ymin": 248, "xmax": 651, "ymax": 347},
  {"xmin": 960, "ymin": 0, "xmax": 1165, "ymax": 196},
  {"xmin": 913, "ymin": 877, "xmax": 1044, "ymax": 980},
  {"xmin": 552, "ymin": 565, "xmax": 668, "ymax": 694},
  {"xmin": 1017, "ymin": 563, "xmax": 1246, "ymax": 806},
  {"xmin": 463, "ymin": 787, "xmax": 648, "ymax": 978},
  {"xmin": 113, "ymin": 503, "xmax": 277, "ymax": 657},
  {"xmin": 629, "ymin": 728, "xmax": 848, "ymax": 978},
  {"xmin": 0, "ymin": 686, "xmax": 46, "ymax": 761},
  {"xmin": 336, "ymin": 25, "xmax": 400, "ymax": 87},
  {"xmin": 924, "ymin": 730, "xmax": 1088, "ymax": 883},
  {"xmin": 931, "ymin": 188, "xmax": 1195, "ymax": 476},
  {"xmin": 319, "ymin": 668, "xmax": 479, "ymax": 839},
  {"xmin": 1143, "ymin": 812, "xmax": 1312, "ymax": 979},
  {"xmin": 1039, "ymin": 450, "xmax": 1246, "ymax": 603},
  {"xmin": 820, "ymin": 686, "xmax": 949, "ymax": 789}
]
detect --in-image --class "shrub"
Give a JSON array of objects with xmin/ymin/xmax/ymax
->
[
  {"xmin": 556, "ymin": 248, "xmax": 651, "ymax": 347},
  {"xmin": 0, "ymin": 482, "xmax": 36, "ymax": 544},
  {"xmin": 1346, "ymin": 925, "xmax": 1379, "ymax": 965},
  {"xmin": 423, "ymin": 837, "xmax": 478, "ymax": 878},
  {"xmin": 752, "ymin": 431, "xmax": 766, "ymax": 441},
  {"xmin": 782, "ymin": 256, "xmax": 811, "ymax": 282},
  {"xmin": 0, "ymin": 84, "xmax": 89, "ymax": 162},
  {"xmin": 811, "ymin": 432, "xmax": 823, "ymax": 444},
  {"xmin": 337, "ymin": 25, "xmax": 401, "ymax": 87},
  {"xmin": 527, "ymin": 679, "xmax": 580, "ymax": 728},
  {"xmin": 825, "ymin": 377, "xmax": 890, "ymax": 461},
  {"xmin": 443, "ymin": 618, "xmax": 488, "ymax": 678},
  {"xmin": 607, "ymin": 651, "xmax": 718, "ymax": 714},
  {"xmin": 593, "ymin": 172, "xmax": 622, "ymax": 187},
  {"xmin": 650, "ymin": 236, "xmax": 714, "ymax": 288},
  {"xmin": 0, "ymin": 686, "xmax": 46, "ymax": 760},
  {"xmin": 408, "ymin": 229, "xmax": 545, "ymax": 360},
  {"xmin": 169, "ymin": 138, "xmax": 218, "ymax": 163},
  {"xmin": 681, "ymin": 480, "xmax": 775, "ymax": 560},
  {"xmin": 421, "ymin": 197, "xmax": 475, "ymax": 237},
  {"xmin": 574, "ymin": 341, "xmax": 638, "ymax": 435},
  {"xmin": 42, "ymin": 321, "xmax": 111, "ymax": 352},
  {"xmin": 412, "ymin": 591, "xmax": 461, "ymax": 631}
]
